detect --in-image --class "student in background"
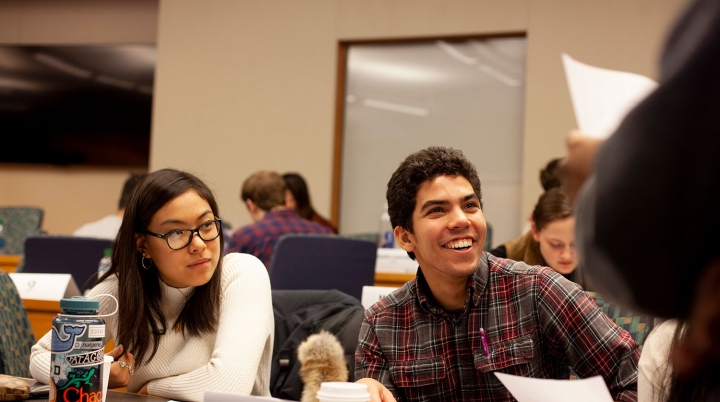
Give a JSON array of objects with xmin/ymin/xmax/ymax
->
[
  {"xmin": 73, "ymin": 173, "xmax": 147, "ymax": 240},
  {"xmin": 355, "ymin": 146, "xmax": 639, "ymax": 402},
  {"xmin": 283, "ymin": 172, "xmax": 337, "ymax": 233},
  {"xmin": 227, "ymin": 171, "xmax": 333, "ymax": 267},
  {"xmin": 539, "ymin": 157, "xmax": 563, "ymax": 191},
  {"xmin": 520, "ymin": 157, "xmax": 564, "ymax": 234},
  {"xmin": 490, "ymin": 188, "xmax": 586, "ymax": 288},
  {"xmin": 30, "ymin": 169, "xmax": 274, "ymax": 402}
]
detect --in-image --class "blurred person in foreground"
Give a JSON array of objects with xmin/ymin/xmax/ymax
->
[
  {"xmin": 564, "ymin": 0, "xmax": 720, "ymax": 400},
  {"xmin": 283, "ymin": 172, "xmax": 337, "ymax": 233},
  {"xmin": 355, "ymin": 146, "xmax": 639, "ymax": 402}
]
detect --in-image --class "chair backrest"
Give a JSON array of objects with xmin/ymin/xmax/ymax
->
[
  {"xmin": 0, "ymin": 207, "xmax": 44, "ymax": 255},
  {"xmin": 268, "ymin": 234, "xmax": 377, "ymax": 300},
  {"xmin": 271, "ymin": 289, "xmax": 363, "ymax": 401},
  {"xmin": 586, "ymin": 291, "xmax": 655, "ymax": 345},
  {"xmin": 22, "ymin": 236, "xmax": 113, "ymax": 293},
  {"xmin": 0, "ymin": 270, "xmax": 35, "ymax": 377}
]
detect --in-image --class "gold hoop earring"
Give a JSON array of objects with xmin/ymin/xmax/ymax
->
[{"xmin": 142, "ymin": 256, "xmax": 152, "ymax": 270}]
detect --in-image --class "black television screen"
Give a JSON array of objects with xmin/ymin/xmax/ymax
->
[{"xmin": 0, "ymin": 45, "xmax": 155, "ymax": 167}]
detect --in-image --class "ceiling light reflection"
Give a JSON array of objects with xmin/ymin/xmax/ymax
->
[
  {"xmin": 33, "ymin": 53, "xmax": 92, "ymax": 78},
  {"xmin": 477, "ymin": 64, "xmax": 520, "ymax": 87},
  {"xmin": 435, "ymin": 40, "xmax": 477, "ymax": 66},
  {"xmin": 363, "ymin": 98, "xmax": 428, "ymax": 117},
  {"xmin": 95, "ymin": 75, "xmax": 135, "ymax": 90},
  {"xmin": 350, "ymin": 60, "xmax": 444, "ymax": 82}
]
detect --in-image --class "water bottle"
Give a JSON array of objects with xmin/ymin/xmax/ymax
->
[
  {"xmin": 378, "ymin": 203, "xmax": 394, "ymax": 248},
  {"xmin": 0, "ymin": 218, "xmax": 5, "ymax": 254},
  {"xmin": 98, "ymin": 248, "xmax": 112, "ymax": 276},
  {"xmin": 50, "ymin": 296, "xmax": 106, "ymax": 402}
]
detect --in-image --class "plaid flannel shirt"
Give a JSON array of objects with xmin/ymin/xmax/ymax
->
[
  {"xmin": 355, "ymin": 253, "xmax": 640, "ymax": 402},
  {"xmin": 226, "ymin": 209, "xmax": 333, "ymax": 267}
]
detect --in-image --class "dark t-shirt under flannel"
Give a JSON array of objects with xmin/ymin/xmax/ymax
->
[{"xmin": 355, "ymin": 253, "xmax": 640, "ymax": 402}]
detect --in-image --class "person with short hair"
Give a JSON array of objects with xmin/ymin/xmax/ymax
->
[
  {"xmin": 227, "ymin": 171, "xmax": 333, "ymax": 267},
  {"xmin": 73, "ymin": 173, "xmax": 147, "ymax": 239},
  {"xmin": 355, "ymin": 146, "xmax": 639, "ymax": 402},
  {"xmin": 539, "ymin": 157, "xmax": 563, "ymax": 191},
  {"xmin": 30, "ymin": 169, "xmax": 274, "ymax": 402}
]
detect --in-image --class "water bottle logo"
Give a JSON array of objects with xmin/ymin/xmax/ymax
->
[
  {"xmin": 51, "ymin": 325, "xmax": 87, "ymax": 353},
  {"xmin": 65, "ymin": 349, "xmax": 104, "ymax": 368}
]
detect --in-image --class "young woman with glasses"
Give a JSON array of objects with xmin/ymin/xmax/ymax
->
[{"xmin": 29, "ymin": 169, "xmax": 274, "ymax": 402}]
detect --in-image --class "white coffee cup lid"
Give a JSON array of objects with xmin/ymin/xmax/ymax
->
[{"xmin": 316, "ymin": 382, "xmax": 370, "ymax": 401}]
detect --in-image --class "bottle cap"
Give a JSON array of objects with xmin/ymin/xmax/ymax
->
[
  {"xmin": 103, "ymin": 248, "xmax": 112, "ymax": 257},
  {"xmin": 60, "ymin": 296, "xmax": 100, "ymax": 311}
]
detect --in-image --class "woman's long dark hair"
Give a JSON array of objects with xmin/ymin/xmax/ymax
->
[
  {"xmin": 98, "ymin": 169, "xmax": 224, "ymax": 366},
  {"xmin": 282, "ymin": 173, "xmax": 315, "ymax": 220}
]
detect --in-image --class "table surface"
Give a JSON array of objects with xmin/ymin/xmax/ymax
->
[
  {"xmin": 0, "ymin": 254, "xmax": 21, "ymax": 273},
  {"xmin": 31, "ymin": 390, "xmax": 171, "ymax": 402}
]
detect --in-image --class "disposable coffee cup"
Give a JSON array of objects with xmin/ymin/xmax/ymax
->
[
  {"xmin": 316, "ymin": 382, "xmax": 370, "ymax": 402},
  {"xmin": 102, "ymin": 355, "xmax": 114, "ymax": 402}
]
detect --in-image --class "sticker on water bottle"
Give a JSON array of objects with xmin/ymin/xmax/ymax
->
[{"xmin": 88, "ymin": 325, "xmax": 105, "ymax": 338}]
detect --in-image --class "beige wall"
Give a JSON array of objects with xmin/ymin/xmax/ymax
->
[
  {"xmin": 520, "ymin": 0, "xmax": 686, "ymax": 218},
  {"xmin": 0, "ymin": 0, "xmax": 687, "ymax": 236}
]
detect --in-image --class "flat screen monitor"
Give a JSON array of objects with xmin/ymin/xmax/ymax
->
[{"xmin": 0, "ymin": 45, "xmax": 155, "ymax": 167}]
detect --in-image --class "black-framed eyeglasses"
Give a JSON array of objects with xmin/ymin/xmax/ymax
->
[{"xmin": 146, "ymin": 219, "xmax": 222, "ymax": 250}]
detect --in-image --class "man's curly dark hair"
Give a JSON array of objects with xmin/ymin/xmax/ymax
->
[{"xmin": 386, "ymin": 147, "xmax": 482, "ymax": 258}]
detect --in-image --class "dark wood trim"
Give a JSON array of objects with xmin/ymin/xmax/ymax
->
[
  {"xmin": 331, "ymin": 43, "xmax": 348, "ymax": 227},
  {"xmin": 338, "ymin": 31, "xmax": 525, "ymax": 47}
]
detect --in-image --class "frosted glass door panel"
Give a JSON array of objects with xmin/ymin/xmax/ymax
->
[{"xmin": 339, "ymin": 38, "xmax": 526, "ymax": 248}]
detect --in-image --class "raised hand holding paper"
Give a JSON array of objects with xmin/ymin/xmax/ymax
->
[{"xmin": 562, "ymin": 53, "xmax": 658, "ymax": 139}]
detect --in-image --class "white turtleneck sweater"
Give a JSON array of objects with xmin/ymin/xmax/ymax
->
[{"xmin": 29, "ymin": 253, "xmax": 274, "ymax": 402}]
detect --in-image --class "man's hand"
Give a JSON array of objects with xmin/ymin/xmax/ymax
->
[
  {"xmin": 106, "ymin": 344, "xmax": 135, "ymax": 389},
  {"xmin": 356, "ymin": 378, "xmax": 396, "ymax": 402},
  {"xmin": 561, "ymin": 130, "xmax": 605, "ymax": 205}
]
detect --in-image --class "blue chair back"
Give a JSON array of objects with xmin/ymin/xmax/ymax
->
[
  {"xmin": 0, "ymin": 206, "xmax": 44, "ymax": 255},
  {"xmin": 268, "ymin": 234, "xmax": 377, "ymax": 300},
  {"xmin": 22, "ymin": 236, "xmax": 113, "ymax": 293},
  {"xmin": 587, "ymin": 291, "xmax": 655, "ymax": 345}
]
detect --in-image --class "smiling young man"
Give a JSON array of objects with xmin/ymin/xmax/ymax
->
[{"xmin": 355, "ymin": 147, "xmax": 640, "ymax": 402}]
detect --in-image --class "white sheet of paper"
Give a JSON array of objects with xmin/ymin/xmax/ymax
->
[
  {"xmin": 361, "ymin": 285, "xmax": 399, "ymax": 309},
  {"xmin": 375, "ymin": 248, "xmax": 417, "ymax": 274},
  {"xmin": 562, "ymin": 53, "xmax": 658, "ymax": 139},
  {"xmin": 204, "ymin": 390, "xmax": 292, "ymax": 402},
  {"xmin": 495, "ymin": 373, "xmax": 614, "ymax": 402}
]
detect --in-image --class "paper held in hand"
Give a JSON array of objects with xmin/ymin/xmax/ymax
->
[
  {"xmin": 562, "ymin": 53, "xmax": 658, "ymax": 139},
  {"xmin": 495, "ymin": 373, "xmax": 614, "ymax": 402}
]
